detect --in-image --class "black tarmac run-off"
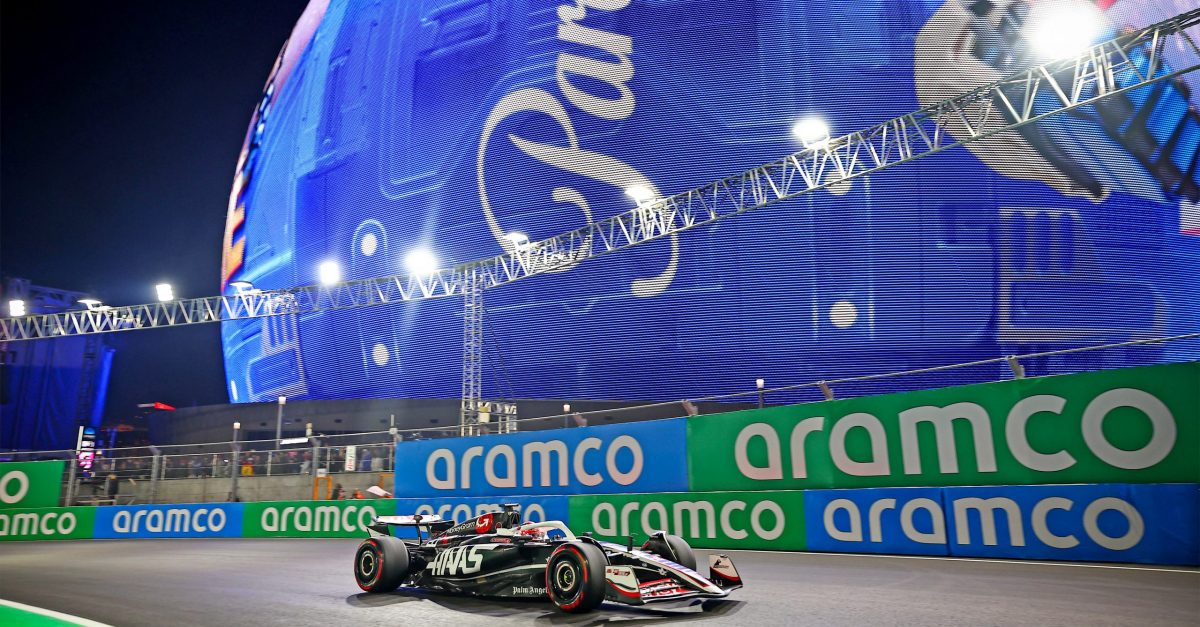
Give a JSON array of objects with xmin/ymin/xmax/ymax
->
[{"xmin": 0, "ymin": 539, "xmax": 1196, "ymax": 626}]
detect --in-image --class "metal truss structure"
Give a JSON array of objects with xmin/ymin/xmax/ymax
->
[
  {"xmin": 2, "ymin": 9, "xmax": 1198, "ymax": 430},
  {"xmin": 459, "ymin": 268, "xmax": 484, "ymax": 435}
]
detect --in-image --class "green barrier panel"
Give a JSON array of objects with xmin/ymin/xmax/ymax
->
[
  {"xmin": 0, "ymin": 506, "xmax": 95, "ymax": 541},
  {"xmin": 689, "ymin": 362, "xmax": 1200, "ymax": 491},
  {"xmin": 242, "ymin": 499, "xmax": 397, "ymax": 538},
  {"xmin": 568, "ymin": 490, "xmax": 805, "ymax": 551},
  {"xmin": 0, "ymin": 461, "xmax": 66, "ymax": 509}
]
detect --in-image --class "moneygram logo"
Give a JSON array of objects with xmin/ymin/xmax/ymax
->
[
  {"xmin": 476, "ymin": 0, "xmax": 678, "ymax": 298},
  {"xmin": 0, "ymin": 511, "xmax": 77, "ymax": 537}
]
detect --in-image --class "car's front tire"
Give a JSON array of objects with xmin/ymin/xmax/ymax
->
[
  {"xmin": 546, "ymin": 542, "xmax": 606, "ymax": 613},
  {"xmin": 354, "ymin": 536, "xmax": 409, "ymax": 593}
]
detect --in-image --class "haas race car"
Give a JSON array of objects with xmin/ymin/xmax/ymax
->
[{"xmin": 352, "ymin": 504, "xmax": 742, "ymax": 613}]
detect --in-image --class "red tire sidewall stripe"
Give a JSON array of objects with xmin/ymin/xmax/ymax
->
[
  {"xmin": 356, "ymin": 539, "xmax": 384, "ymax": 591},
  {"xmin": 548, "ymin": 545, "xmax": 589, "ymax": 611}
]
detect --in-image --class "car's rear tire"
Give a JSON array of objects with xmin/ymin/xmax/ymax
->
[
  {"xmin": 354, "ymin": 536, "xmax": 409, "ymax": 593},
  {"xmin": 546, "ymin": 542, "xmax": 606, "ymax": 613},
  {"xmin": 644, "ymin": 533, "xmax": 697, "ymax": 571}
]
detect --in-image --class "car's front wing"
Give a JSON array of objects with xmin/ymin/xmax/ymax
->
[{"xmin": 600, "ymin": 545, "xmax": 743, "ymax": 606}]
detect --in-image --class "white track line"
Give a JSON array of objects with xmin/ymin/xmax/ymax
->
[
  {"xmin": 708, "ymin": 548, "xmax": 1199, "ymax": 574},
  {"xmin": 0, "ymin": 598, "xmax": 113, "ymax": 627}
]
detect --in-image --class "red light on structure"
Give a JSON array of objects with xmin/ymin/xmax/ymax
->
[{"xmin": 152, "ymin": 402, "xmax": 176, "ymax": 411}]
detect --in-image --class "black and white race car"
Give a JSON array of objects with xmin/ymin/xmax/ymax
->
[{"xmin": 352, "ymin": 504, "xmax": 742, "ymax": 613}]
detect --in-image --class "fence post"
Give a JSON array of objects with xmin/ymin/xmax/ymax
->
[
  {"xmin": 230, "ymin": 422, "xmax": 241, "ymax": 502},
  {"xmin": 1006, "ymin": 355, "xmax": 1025, "ymax": 379},
  {"xmin": 64, "ymin": 457, "xmax": 78, "ymax": 507},
  {"xmin": 818, "ymin": 381, "xmax": 835, "ymax": 401},
  {"xmin": 149, "ymin": 448, "xmax": 162, "ymax": 504},
  {"xmin": 390, "ymin": 426, "xmax": 399, "ymax": 472}
]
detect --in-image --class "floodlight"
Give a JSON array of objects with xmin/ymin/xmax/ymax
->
[
  {"xmin": 318, "ymin": 260, "xmax": 341, "ymax": 286},
  {"xmin": 1025, "ymin": 1, "xmax": 1106, "ymax": 60},
  {"xmin": 504, "ymin": 232, "xmax": 531, "ymax": 251},
  {"xmin": 624, "ymin": 185, "xmax": 655, "ymax": 205},
  {"xmin": 155, "ymin": 283, "xmax": 174, "ymax": 302},
  {"xmin": 792, "ymin": 118, "xmax": 831, "ymax": 148},
  {"xmin": 404, "ymin": 248, "xmax": 439, "ymax": 275},
  {"xmin": 78, "ymin": 299, "xmax": 104, "ymax": 311},
  {"xmin": 8, "ymin": 300, "xmax": 26, "ymax": 317}
]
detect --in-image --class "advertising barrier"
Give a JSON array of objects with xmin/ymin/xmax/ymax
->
[
  {"xmin": 0, "ymin": 485, "xmax": 1194, "ymax": 566},
  {"xmin": 94, "ymin": 503, "xmax": 245, "ymax": 539},
  {"xmin": 940, "ymin": 483, "xmax": 1198, "ymax": 565},
  {"xmin": 2, "ymin": 364, "xmax": 1196, "ymax": 568},
  {"xmin": 805, "ymin": 484, "xmax": 1199, "ymax": 566},
  {"xmin": 242, "ymin": 499, "xmax": 398, "ymax": 538},
  {"xmin": 0, "ymin": 506, "xmax": 95, "ymax": 541},
  {"xmin": 0, "ymin": 461, "xmax": 66, "ymax": 509},
  {"xmin": 805, "ymin": 486, "xmax": 949, "ymax": 556},
  {"xmin": 393, "ymin": 418, "xmax": 689, "ymax": 497},
  {"xmin": 689, "ymin": 363, "xmax": 1199, "ymax": 492},
  {"xmin": 568, "ymin": 490, "xmax": 806, "ymax": 551}
]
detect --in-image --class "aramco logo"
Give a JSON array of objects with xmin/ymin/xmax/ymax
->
[{"xmin": 0, "ymin": 470, "xmax": 29, "ymax": 505}]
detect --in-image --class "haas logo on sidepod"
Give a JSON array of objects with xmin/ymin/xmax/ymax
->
[{"xmin": 430, "ymin": 545, "xmax": 495, "ymax": 576}]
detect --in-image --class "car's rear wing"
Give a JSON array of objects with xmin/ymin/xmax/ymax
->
[
  {"xmin": 368, "ymin": 513, "xmax": 453, "ymax": 540},
  {"xmin": 375, "ymin": 514, "xmax": 447, "ymax": 526}
]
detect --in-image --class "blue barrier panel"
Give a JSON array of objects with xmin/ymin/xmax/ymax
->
[
  {"xmin": 393, "ymin": 419, "xmax": 689, "ymax": 497},
  {"xmin": 387, "ymin": 495, "xmax": 569, "ymax": 540},
  {"xmin": 94, "ymin": 503, "xmax": 245, "ymax": 539},
  {"xmin": 804, "ymin": 487, "xmax": 949, "ymax": 556},
  {"xmin": 943, "ymin": 484, "xmax": 1199, "ymax": 565}
]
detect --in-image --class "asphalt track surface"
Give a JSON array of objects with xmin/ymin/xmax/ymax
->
[{"xmin": 0, "ymin": 540, "xmax": 1196, "ymax": 626}]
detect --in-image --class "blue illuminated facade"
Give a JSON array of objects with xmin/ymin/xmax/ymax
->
[{"xmin": 221, "ymin": 0, "xmax": 1200, "ymax": 405}]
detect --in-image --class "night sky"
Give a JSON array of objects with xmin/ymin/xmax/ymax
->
[{"xmin": 2, "ymin": 1, "xmax": 310, "ymax": 423}]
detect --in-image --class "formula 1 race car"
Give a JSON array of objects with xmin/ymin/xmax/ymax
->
[{"xmin": 352, "ymin": 504, "xmax": 742, "ymax": 613}]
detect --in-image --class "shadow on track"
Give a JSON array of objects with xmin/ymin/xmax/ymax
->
[{"xmin": 346, "ymin": 589, "xmax": 745, "ymax": 625}]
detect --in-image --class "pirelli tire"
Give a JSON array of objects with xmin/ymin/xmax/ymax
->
[
  {"xmin": 546, "ymin": 542, "xmax": 607, "ymax": 613},
  {"xmin": 645, "ymin": 533, "xmax": 697, "ymax": 571},
  {"xmin": 354, "ymin": 536, "xmax": 410, "ymax": 593}
]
